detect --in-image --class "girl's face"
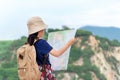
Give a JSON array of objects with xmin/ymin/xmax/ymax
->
[{"xmin": 37, "ymin": 29, "xmax": 45, "ymax": 38}]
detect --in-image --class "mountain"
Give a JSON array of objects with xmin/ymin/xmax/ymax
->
[
  {"xmin": 80, "ymin": 26, "xmax": 120, "ymax": 41},
  {"xmin": 56, "ymin": 30, "xmax": 120, "ymax": 80},
  {"xmin": 0, "ymin": 29, "xmax": 120, "ymax": 80}
]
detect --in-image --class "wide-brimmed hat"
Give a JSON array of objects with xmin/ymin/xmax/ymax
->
[{"xmin": 27, "ymin": 16, "xmax": 47, "ymax": 35}]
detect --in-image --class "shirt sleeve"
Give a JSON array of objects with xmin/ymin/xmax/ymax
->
[{"xmin": 38, "ymin": 39, "xmax": 53, "ymax": 54}]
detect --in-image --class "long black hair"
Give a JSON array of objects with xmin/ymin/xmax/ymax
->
[{"xmin": 27, "ymin": 32, "xmax": 38, "ymax": 46}]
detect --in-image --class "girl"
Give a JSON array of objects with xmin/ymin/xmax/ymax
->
[{"xmin": 27, "ymin": 16, "xmax": 77, "ymax": 80}]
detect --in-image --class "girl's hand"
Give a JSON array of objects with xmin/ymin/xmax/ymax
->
[{"xmin": 69, "ymin": 37, "xmax": 78, "ymax": 45}]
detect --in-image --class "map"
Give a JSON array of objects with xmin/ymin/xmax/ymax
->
[{"xmin": 47, "ymin": 30, "xmax": 76, "ymax": 70}]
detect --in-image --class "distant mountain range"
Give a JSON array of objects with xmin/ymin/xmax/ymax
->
[{"xmin": 80, "ymin": 26, "xmax": 120, "ymax": 41}]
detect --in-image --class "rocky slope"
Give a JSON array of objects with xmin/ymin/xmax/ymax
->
[{"xmin": 56, "ymin": 35, "xmax": 120, "ymax": 80}]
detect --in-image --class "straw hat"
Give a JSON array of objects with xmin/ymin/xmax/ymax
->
[{"xmin": 27, "ymin": 16, "xmax": 47, "ymax": 35}]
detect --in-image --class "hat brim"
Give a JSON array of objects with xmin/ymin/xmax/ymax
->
[{"xmin": 28, "ymin": 25, "xmax": 47, "ymax": 35}]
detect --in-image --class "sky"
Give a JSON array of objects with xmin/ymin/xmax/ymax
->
[{"xmin": 0, "ymin": 0, "xmax": 120, "ymax": 40}]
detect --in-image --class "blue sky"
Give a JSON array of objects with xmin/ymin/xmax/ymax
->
[{"xmin": 0, "ymin": 0, "xmax": 120, "ymax": 40}]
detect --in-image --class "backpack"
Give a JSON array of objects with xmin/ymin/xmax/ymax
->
[{"xmin": 16, "ymin": 44, "xmax": 41, "ymax": 80}]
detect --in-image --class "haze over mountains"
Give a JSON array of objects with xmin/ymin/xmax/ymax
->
[{"xmin": 80, "ymin": 26, "xmax": 120, "ymax": 41}]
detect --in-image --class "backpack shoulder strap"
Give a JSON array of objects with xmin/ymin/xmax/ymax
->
[
  {"xmin": 41, "ymin": 54, "xmax": 48, "ymax": 71},
  {"xmin": 41, "ymin": 54, "xmax": 48, "ymax": 80}
]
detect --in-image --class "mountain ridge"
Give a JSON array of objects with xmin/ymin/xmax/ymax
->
[{"xmin": 80, "ymin": 25, "xmax": 120, "ymax": 41}]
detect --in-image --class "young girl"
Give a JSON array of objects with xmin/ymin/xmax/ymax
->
[{"xmin": 27, "ymin": 16, "xmax": 77, "ymax": 80}]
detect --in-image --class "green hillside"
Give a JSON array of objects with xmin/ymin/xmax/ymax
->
[
  {"xmin": 0, "ymin": 36, "xmax": 26, "ymax": 80},
  {"xmin": 0, "ymin": 28, "xmax": 120, "ymax": 80}
]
